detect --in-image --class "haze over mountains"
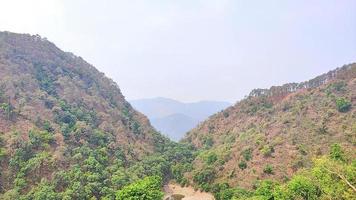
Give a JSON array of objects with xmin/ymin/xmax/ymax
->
[
  {"xmin": 0, "ymin": 31, "xmax": 355, "ymax": 200},
  {"xmin": 130, "ymin": 97, "xmax": 231, "ymax": 141}
]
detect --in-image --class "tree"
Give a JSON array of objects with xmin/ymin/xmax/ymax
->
[
  {"xmin": 336, "ymin": 97, "xmax": 351, "ymax": 112},
  {"xmin": 329, "ymin": 143, "xmax": 345, "ymax": 161},
  {"xmin": 273, "ymin": 176, "xmax": 319, "ymax": 200},
  {"xmin": 25, "ymin": 179, "xmax": 59, "ymax": 200},
  {"xmin": 312, "ymin": 150, "xmax": 356, "ymax": 199},
  {"xmin": 254, "ymin": 180, "xmax": 277, "ymax": 200},
  {"xmin": 116, "ymin": 176, "xmax": 163, "ymax": 200}
]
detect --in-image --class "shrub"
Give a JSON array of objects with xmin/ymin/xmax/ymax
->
[
  {"xmin": 329, "ymin": 143, "xmax": 345, "ymax": 161},
  {"xmin": 29, "ymin": 130, "xmax": 55, "ymax": 147},
  {"xmin": 131, "ymin": 121, "xmax": 141, "ymax": 135},
  {"xmin": 203, "ymin": 152, "xmax": 218, "ymax": 165},
  {"xmin": 0, "ymin": 148, "xmax": 6, "ymax": 160},
  {"xmin": 193, "ymin": 167, "xmax": 216, "ymax": 185},
  {"xmin": 326, "ymin": 81, "xmax": 347, "ymax": 95},
  {"xmin": 241, "ymin": 148, "xmax": 252, "ymax": 161},
  {"xmin": 263, "ymin": 165, "xmax": 274, "ymax": 175},
  {"xmin": 297, "ymin": 144, "xmax": 308, "ymax": 155},
  {"xmin": 336, "ymin": 97, "xmax": 351, "ymax": 112},
  {"xmin": 261, "ymin": 145, "xmax": 274, "ymax": 157},
  {"xmin": 202, "ymin": 136, "xmax": 214, "ymax": 149},
  {"xmin": 0, "ymin": 102, "xmax": 14, "ymax": 120},
  {"xmin": 238, "ymin": 161, "xmax": 247, "ymax": 170}
]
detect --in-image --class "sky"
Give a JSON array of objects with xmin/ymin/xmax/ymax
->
[{"xmin": 0, "ymin": 0, "xmax": 355, "ymax": 103}]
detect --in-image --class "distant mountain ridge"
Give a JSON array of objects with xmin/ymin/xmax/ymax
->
[{"xmin": 130, "ymin": 97, "xmax": 231, "ymax": 141}]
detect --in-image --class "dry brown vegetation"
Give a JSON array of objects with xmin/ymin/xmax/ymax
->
[{"xmin": 184, "ymin": 63, "xmax": 356, "ymax": 189}]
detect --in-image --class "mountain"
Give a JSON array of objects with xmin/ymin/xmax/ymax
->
[
  {"xmin": 183, "ymin": 63, "xmax": 356, "ymax": 190},
  {"xmin": 1, "ymin": 31, "xmax": 354, "ymax": 200},
  {"xmin": 151, "ymin": 113, "xmax": 196, "ymax": 141},
  {"xmin": 130, "ymin": 97, "xmax": 231, "ymax": 141},
  {"xmin": 0, "ymin": 31, "xmax": 176, "ymax": 199}
]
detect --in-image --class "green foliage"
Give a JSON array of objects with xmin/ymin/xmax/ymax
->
[
  {"xmin": 326, "ymin": 81, "xmax": 347, "ymax": 95},
  {"xmin": 241, "ymin": 148, "xmax": 253, "ymax": 161},
  {"xmin": 193, "ymin": 167, "xmax": 216, "ymax": 190},
  {"xmin": 254, "ymin": 180, "xmax": 277, "ymax": 200},
  {"xmin": 88, "ymin": 129, "xmax": 109, "ymax": 146},
  {"xmin": 25, "ymin": 179, "xmax": 59, "ymax": 200},
  {"xmin": 0, "ymin": 136, "xmax": 6, "ymax": 160},
  {"xmin": 215, "ymin": 188, "xmax": 236, "ymax": 200},
  {"xmin": 336, "ymin": 97, "xmax": 352, "ymax": 112},
  {"xmin": 212, "ymin": 183, "xmax": 252, "ymax": 200},
  {"xmin": 171, "ymin": 163, "xmax": 191, "ymax": 186},
  {"xmin": 34, "ymin": 65, "xmax": 57, "ymax": 96},
  {"xmin": 238, "ymin": 161, "xmax": 247, "ymax": 170},
  {"xmin": 261, "ymin": 145, "xmax": 274, "ymax": 157},
  {"xmin": 311, "ymin": 156, "xmax": 356, "ymax": 199},
  {"xmin": 263, "ymin": 165, "xmax": 274, "ymax": 175},
  {"xmin": 225, "ymin": 144, "xmax": 356, "ymax": 200},
  {"xmin": 278, "ymin": 175, "xmax": 320, "ymax": 200},
  {"xmin": 202, "ymin": 136, "xmax": 214, "ymax": 149},
  {"xmin": 297, "ymin": 144, "xmax": 308, "ymax": 155},
  {"xmin": 204, "ymin": 152, "xmax": 218, "ymax": 165},
  {"xmin": 29, "ymin": 130, "xmax": 55, "ymax": 148},
  {"xmin": 0, "ymin": 147, "xmax": 6, "ymax": 160},
  {"xmin": 0, "ymin": 102, "xmax": 14, "ymax": 120},
  {"xmin": 128, "ymin": 155, "xmax": 169, "ymax": 179},
  {"xmin": 22, "ymin": 152, "xmax": 51, "ymax": 175},
  {"xmin": 130, "ymin": 121, "xmax": 141, "ymax": 135},
  {"xmin": 329, "ymin": 143, "xmax": 345, "ymax": 161},
  {"xmin": 42, "ymin": 120, "xmax": 54, "ymax": 133},
  {"xmin": 246, "ymin": 97, "xmax": 273, "ymax": 114},
  {"xmin": 115, "ymin": 176, "xmax": 163, "ymax": 200}
]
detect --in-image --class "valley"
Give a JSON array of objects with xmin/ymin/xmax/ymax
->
[
  {"xmin": 130, "ymin": 97, "xmax": 230, "ymax": 141},
  {"xmin": 0, "ymin": 31, "xmax": 355, "ymax": 200}
]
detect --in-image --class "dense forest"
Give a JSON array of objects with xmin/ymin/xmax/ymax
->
[{"xmin": 0, "ymin": 32, "xmax": 355, "ymax": 200}]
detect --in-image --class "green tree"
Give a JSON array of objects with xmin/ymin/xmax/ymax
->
[
  {"xmin": 254, "ymin": 180, "xmax": 277, "ymax": 200},
  {"xmin": 312, "ymin": 157, "xmax": 356, "ymax": 199},
  {"xmin": 336, "ymin": 97, "xmax": 352, "ymax": 112},
  {"xmin": 329, "ymin": 143, "xmax": 345, "ymax": 161},
  {"xmin": 281, "ymin": 175, "xmax": 320, "ymax": 200},
  {"xmin": 116, "ymin": 176, "xmax": 163, "ymax": 200}
]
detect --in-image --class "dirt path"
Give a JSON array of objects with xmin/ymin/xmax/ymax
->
[{"xmin": 164, "ymin": 183, "xmax": 215, "ymax": 200}]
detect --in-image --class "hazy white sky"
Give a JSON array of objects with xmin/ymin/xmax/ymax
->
[{"xmin": 0, "ymin": 0, "xmax": 355, "ymax": 103}]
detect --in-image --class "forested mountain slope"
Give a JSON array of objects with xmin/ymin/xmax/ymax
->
[
  {"xmin": 183, "ymin": 63, "xmax": 356, "ymax": 190},
  {"xmin": 0, "ymin": 32, "xmax": 186, "ymax": 199}
]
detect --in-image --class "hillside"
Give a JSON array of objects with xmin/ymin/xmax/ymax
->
[
  {"xmin": 0, "ymin": 32, "xmax": 182, "ymax": 199},
  {"xmin": 131, "ymin": 97, "xmax": 230, "ymax": 141},
  {"xmin": 183, "ymin": 64, "xmax": 356, "ymax": 191}
]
